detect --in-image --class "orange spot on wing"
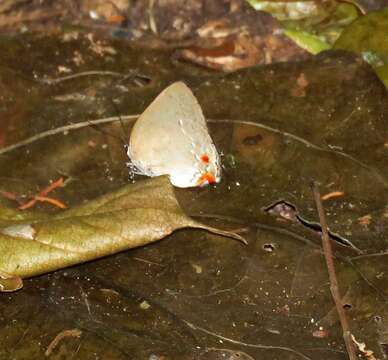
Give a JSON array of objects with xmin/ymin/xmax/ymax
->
[
  {"xmin": 201, "ymin": 154, "xmax": 210, "ymax": 163},
  {"xmin": 197, "ymin": 172, "xmax": 216, "ymax": 186}
]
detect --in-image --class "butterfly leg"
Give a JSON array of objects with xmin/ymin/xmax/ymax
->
[{"xmin": 126, "ymin": 159, "xmax": 145, "ymax": 182}]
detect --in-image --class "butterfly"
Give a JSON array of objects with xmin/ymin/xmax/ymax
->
[{"xmin": 127, "ymin": 82, "xmax": 221, "ymax": 188}]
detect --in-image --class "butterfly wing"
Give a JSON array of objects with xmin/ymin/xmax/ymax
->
[{"xmin": 128, "ymin": 82, "xmax": 221, "ymax": 188}]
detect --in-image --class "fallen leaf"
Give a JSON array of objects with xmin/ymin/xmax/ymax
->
[
  {"xmin": 177, "ymin": 34, "xmax": 263, "ymax": 72},
  {"xmin": 0, "ymin": 176, "xmax": 244, "ymax": 288}
]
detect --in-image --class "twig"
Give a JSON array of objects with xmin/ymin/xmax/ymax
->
[
  {"xmin": 2, "ymin": 116, "xmax": 386, "ymax": 189},
  {"xmin": 311, "ymin": 182, "xmax": 357, "ymax": 360},
  {"xmin": 148, "ymin": 0, "xmax": 158, "ymax": 35},
  {"xmin": 45, "ymin": 329, "xmax": 82, "ymax": 356},
  {"xmin": 0, "ymin": 115, "xmax": 139, "ymax": 155},
  {"xmin": 18, "ymin": 177, "xmax": 66, "ymax": 210},
  {"xmin": 321, "ymin": 191, "xmax": 344, "ymax": 201},
  {"xmin": 209, "ymin": 119, "xmax": 387, "ymax": 188},
  {"xmin": 183, "ymin": 320, "xmax": 311, "ymax": 360},
  {"xmin": 40, "ymin": 70, "xmax": 126, "ymax": 84},
  {"xmin": 132, "ymin": 257, "xmax": 165, "ymax": 267},
  {"xmin": 191, "ymin": 212, "xmax": 324, "ymax": 250},
  {"xmin": 0, "ymin": 191, "xmax": 24, "ymax": 205},
  {"xmin": 33, "ymin": 195, "xmax": 67, "ymax": 209},
  {"xmin": 351, "ymin": 251, "xmax": 388, "ymax": 260}
]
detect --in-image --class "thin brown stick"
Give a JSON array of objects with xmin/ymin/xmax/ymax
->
[
  {"xmin": 1, "ymin": 116, "xmax": 386, "ymax": 189},
  {"xmin": 0, "ymin": 115, "xmax": 139, "ymax": 155},
  {"xmin": 45, "ymin": 329, "xmax": 82, "ymax": 356},
  {"xmin": 183, "ymin": 320, "xmax": 312, "ymax": 360},
  {"xmin": 40, "ymin": 70, "xmax": 126, "ymax": 84},
  {"xmin": 311, "ymin": 182, "xmax": 357, "ymax": 360}
]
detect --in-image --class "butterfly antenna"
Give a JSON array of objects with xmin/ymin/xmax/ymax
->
[
  {"xmin": 106, "ymin": 97, "xmax": 141, "ymax": 182},
  {"xmin": 87, "ymin": 121, "xmax": 124, "ymax": 143},
  {"xmin": 106, "ymin": 97, "xmax": 129, "ymax": 148},
  {"xmin": 85, "ymin": 97, "xmax": 128, "ymax": 149}
]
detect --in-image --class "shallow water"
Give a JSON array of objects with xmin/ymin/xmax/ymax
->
[{"xmin": 0, "ymin": 34, "xmax": 387, "ymax": 359}]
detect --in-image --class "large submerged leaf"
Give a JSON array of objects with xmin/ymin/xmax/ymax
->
[
  {"xmin": 0, "ymin": 176, "xmax": 243, "ymax": 285},
  {"xmin": 0, "ymin": 32, "xmax": 387, "ymax": 359}
]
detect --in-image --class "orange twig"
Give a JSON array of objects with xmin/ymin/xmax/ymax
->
[
  {"xmin": 18, "ymin": 198, "xmax": 38, "ymax": 210},
  {"xmin": 39, "ymin": 177, "xmax": 64, "ymax": 197},
  {"xmin": 0, "ymin": 191, "xmax": 18, "ymax": 201},
  {"xmin": 34, "ymin": 195, "xmax": 67, "ymax": 209},
  {"xmin": 321, "ymin": 191, "xmax": 344, "ymax": 201},
  {"xmin": 0, "ymin": 191, "xmax": 24, "ymax": 206},
  {"xmin": 18, "ymin": 177, "xmax": 66, "ymax": 210}
]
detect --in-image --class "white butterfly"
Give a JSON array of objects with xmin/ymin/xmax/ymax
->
[{"xmin": 127, "ymin": 82, "xmax": 221, "ymax": 188}]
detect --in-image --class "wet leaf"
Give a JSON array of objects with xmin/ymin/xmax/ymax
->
[
  {"xmin": 248, "ymin": 0, "xmax": 321, "ymax": 21},
  {"xmin": 283, "ymin": 28, "xmax": 331, "ymax": 54},
  {"xmin": 251, "ymin": 0, "xmax": 360, "ymax": 49},
  {"xmin": 0, "ymin": 33, "xmax": 387, "ymax": 359},
  {"xmin": 334, "ymin": 8, "xmax": 388, "ymax": 86},
  {"xmin": 0, "ymin": 176, "xmax": 244, "ymax": 288}
]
